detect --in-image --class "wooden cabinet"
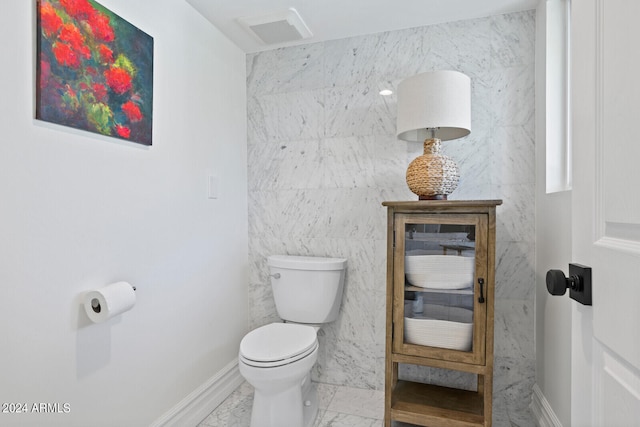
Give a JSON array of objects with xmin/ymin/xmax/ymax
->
[{"xmin": 383, "ymin": 200, "xmax": 501, "ymax": 427}]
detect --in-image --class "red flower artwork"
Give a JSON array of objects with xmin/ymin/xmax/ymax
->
[
  {"xmin": 40, "ymin": 2, "xmax": 63, "ymax": 37},
  {"xmin": 88, "ymin": 12, "xmax": 115, "ymax": 42},
  {"xmin": 52, "ymin": 42, "xmax": 80, "ymax": 68},
  {"xmin": 37, "ymin": 0, "xmax": 154, "ymax": 145},
  {"xmin": 40, "ymin": 59, "xmax": 51, "ymax": 89},
  {"xmin": 122, "ymin": 101, "xmax": 142, "ymax": 123},
  {"xmin": 60, "ymin": 0, "xmax": 95, "ymax": 20},
  {"xmin": 59, "ymin": 23, "xmax": 91, "ymax": 59},
  {"xmin": 92, "ymin": 83, "xmax": 107, "ymax": 101},
  {"xmin": 98, "ymin": 44, "xmax": 113, "ymax": 63},
  {"xmin": 115, "ymin": 124, "xmax": 131, "ymax": 138},
  {"xmin": 104, "ymin": 66, "xmax": 132, "ymax": 95}
]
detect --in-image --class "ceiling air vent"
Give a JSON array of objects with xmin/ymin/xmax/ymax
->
[{"xmin": 238, "ymin": 8, "xmax": 313, "ymax": 45}]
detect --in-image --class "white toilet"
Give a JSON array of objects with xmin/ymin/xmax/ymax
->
[{"xmin": 238, "ymin": 255, "xmax": 347, "ymax": 427}]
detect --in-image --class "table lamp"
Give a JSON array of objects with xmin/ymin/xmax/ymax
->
[{"xmin": 396, "ymin": 70, "xmax": 471, "ymax": 200}]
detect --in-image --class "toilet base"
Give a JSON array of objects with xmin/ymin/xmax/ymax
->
[
  {"xmin": 301, "ymin": 376, "xmax": 318, "ymax": 427},
  {"xmin": 250, "ymin": 374, "xmax": 317, "ymax": 427}
]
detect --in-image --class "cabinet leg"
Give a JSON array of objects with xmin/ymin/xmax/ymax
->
[
  {"xmin": 484, "ymin": 373, "xmax": 493, "ymax": 427},
  {"xmin": 384, "ymin": 362, "xmax": 398, "ymax": 427}
]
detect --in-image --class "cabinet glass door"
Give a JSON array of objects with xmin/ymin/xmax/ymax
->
[{"xmin": 393, "ymin": 213, "xmax": 488, "ymax": 364}]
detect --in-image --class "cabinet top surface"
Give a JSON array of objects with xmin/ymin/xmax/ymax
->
[{"xmin": 382, "ymin": 200, "xmax": 503, "ymax": 209}]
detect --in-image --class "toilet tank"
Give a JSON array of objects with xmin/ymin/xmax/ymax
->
[{"xmin": 267, "ymin": 255, "xmax": 347, "ymax": 324}]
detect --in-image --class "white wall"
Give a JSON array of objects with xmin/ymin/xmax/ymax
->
[
  {"xmin": 0, "ymin": 1, "xmax": 248, "ymax": 426},
  {"xmin": 534, "ymin": 1, "xmax": 572, "ymax": 425}
]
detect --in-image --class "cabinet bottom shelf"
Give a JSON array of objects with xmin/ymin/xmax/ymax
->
[{"xmin": 390, "ymin": 380, "xmax": 486, "ymax": 427}]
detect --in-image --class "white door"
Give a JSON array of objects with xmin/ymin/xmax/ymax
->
[{"xmin": 571, "ymin": 0, "xmax": 640, "ymax": 425}]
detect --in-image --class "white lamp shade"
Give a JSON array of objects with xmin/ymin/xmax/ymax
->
[{"xmin": 396, "ymin": 70, "xmax": 471, "ymax": 142}]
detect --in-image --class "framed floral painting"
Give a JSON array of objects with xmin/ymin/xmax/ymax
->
[{"xmin": 36, "ymin": 0, "xmax": 154, "ymax": 145}]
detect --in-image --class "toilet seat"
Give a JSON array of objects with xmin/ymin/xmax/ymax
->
[{"xmin": 240, "ymin": 323, "xmax": 318, "ymax": 368}]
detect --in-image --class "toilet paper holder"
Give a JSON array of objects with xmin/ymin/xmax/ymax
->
[
  {"xmin": 89, "ymin": 284, "xmax": 136, "ymax": 310},
  {"xmin": 88, "ymin": 283, "xmax": 136, "ymax": 316},
  {"xmin": 84, "ymin": 282, "xmax": 137, "ymax": 323}
]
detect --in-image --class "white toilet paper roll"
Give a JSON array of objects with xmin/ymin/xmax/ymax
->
[{"xmin": 84, "ymin": 281, "xmax": 136, "ymax": 323}]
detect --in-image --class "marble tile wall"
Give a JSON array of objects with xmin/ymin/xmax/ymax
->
[{"xmin": 246, "ymin": 10, "xmax": 535, "ymax": 426}]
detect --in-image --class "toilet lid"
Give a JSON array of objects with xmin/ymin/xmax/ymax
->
[{"xmin": 240, "ymin": 323, "xmax": 317, "ymax": 364}]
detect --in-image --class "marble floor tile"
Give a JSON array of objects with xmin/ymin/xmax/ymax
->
[
  {"xmin": 326, "ymin": 386, "xmax": 384, "ymax": 420},
  {"xmin": 198, "ymin": 379, "xmax": 535, "ymax": 427},
  {"xmin": 198, "ymin": 388, "xmax": 252, "ymax": 427},
  {"xmin": 198, "ymin": 381, "xmax": 384, "ymax": 427},
  {"xmin": 314, "ymin": 411, "xmax": 383, "ymax": 427}
]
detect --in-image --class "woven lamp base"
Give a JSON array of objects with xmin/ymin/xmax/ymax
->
[{"xmin": 406, "ymin": 138, "xmax": 459, "ymax": 200}]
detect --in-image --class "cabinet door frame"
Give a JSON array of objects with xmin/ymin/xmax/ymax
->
[{"xmin": 392, "ymin": 213, "xmax": 489, "ymax": 366}]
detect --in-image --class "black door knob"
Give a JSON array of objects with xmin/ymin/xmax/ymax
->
[
  {"xmin": 546, "ymin": 269, "xmax": 582, "ymax": 296},
  {"xmin": 546, "ymin": 264, "xmax": 592, "ymax": 305}
]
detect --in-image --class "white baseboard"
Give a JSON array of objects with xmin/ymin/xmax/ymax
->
[
  {"xmin": 530, "ymin": 383, "xmax": 563, "ymax": 427},
  {"xmin": 151, "ymin": 359, "xmax": 244, "ymax": 427}
]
